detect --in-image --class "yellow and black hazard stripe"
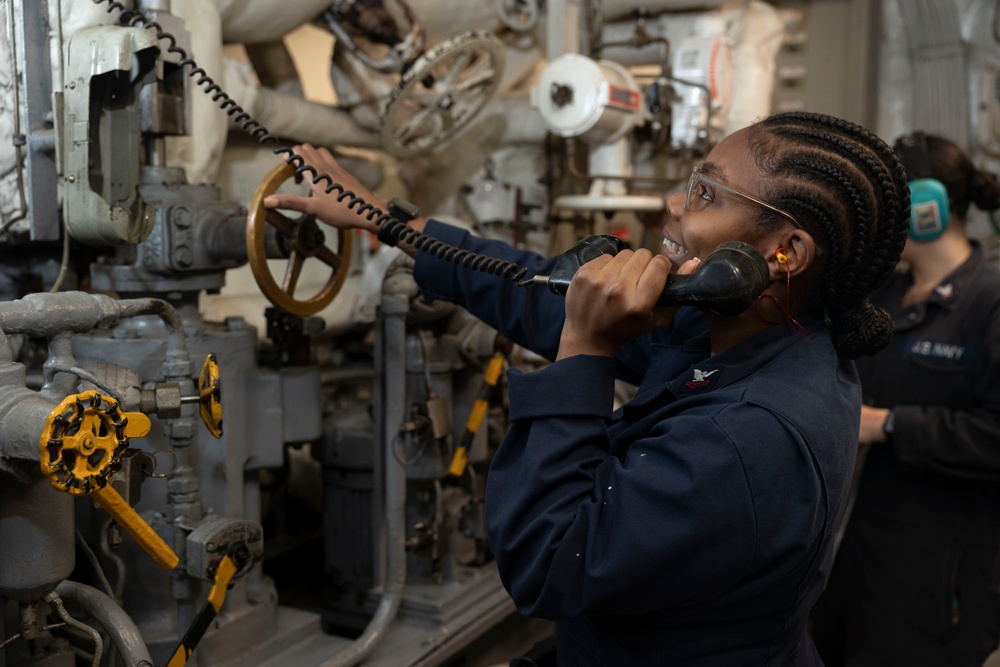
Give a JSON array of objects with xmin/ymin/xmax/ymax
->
[
  {"xmin": 166, "ymin": 555, "xmax": 238, "ymax": 667},
  {"xmin": 449, "ymin": 352, "xmax": 506, "ymax": 478}
]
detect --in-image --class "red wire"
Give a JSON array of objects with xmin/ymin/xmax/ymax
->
[{"xmin": 754, "ymin": 252, "xmax": 810, "ymax": 338}]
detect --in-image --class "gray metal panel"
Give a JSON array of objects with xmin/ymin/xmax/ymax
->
[{"xmin": 769, "ymin": 0, "xmax": 880, "ymax": 127}]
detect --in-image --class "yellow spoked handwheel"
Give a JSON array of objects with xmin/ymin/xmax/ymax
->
[
  {"xmin": 39, "ymin": 391, "xmax": 178, "ymax": 570},
  {"xmin": 198, "ymin": 353, "xmax": 223, "ymax": 439},
  {"xmin": 40, "ymin": 391, "xmax": 146, "ymax": 495},
  {"xmin": 246, "ymin": 162, "xmax": 354, "ymax": 317}
]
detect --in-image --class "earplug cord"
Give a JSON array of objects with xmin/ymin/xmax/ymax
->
[
  {"xmin": 91, "ymin": 0, "xmax": 528, "ymax": 284},
  {"xmin": 754, "ymin": 249, "xmax": 809, "ymax": 338}
]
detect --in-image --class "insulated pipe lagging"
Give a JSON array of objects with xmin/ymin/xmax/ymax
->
[
  {"xmin": 320, "ymin": 290, "xmax": 409, "ymax": 667},
  {"xmin": 0, "ymin": 292, "xmax": 182, "ymax": 337},
  {"xmin": 0, "ymin": 293, "xmax": 123, "ymax": 336},
  {"xmin": 54, "ymin": 580, "xmax": 154, "ymax": 667},
  {"xmin": 251, "ymin": 87, "xmax": 381, "ymax": 150}
]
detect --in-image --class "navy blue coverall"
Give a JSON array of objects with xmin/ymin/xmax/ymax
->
[
  {"xmin": 413, "ymin": 220, "xmax": 859, "ymax": 665},
  {"xmin": 812, "ymin": 244, "xmax": 1000, "ymax": 666}
]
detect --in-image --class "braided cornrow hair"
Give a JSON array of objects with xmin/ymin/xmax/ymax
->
[{"xmin": 750, "ymin": 112, "xmax": 910, "ymax": 359}]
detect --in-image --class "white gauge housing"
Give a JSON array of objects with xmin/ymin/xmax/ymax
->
[{"xmin": 531, "ymin": 53, "xmax": 644, "ymax": 144}]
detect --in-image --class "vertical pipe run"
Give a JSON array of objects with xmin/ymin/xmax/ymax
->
[
  {"xmin": 546, "ymin": 0, "xmax": 582, "ymax": 59},
  {"xmin": 320, "ymin": 288, "xmax": 409, "ymax": 666}
]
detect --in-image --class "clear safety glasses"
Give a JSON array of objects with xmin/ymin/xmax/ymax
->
[{"xmin": 685, "ymin": 167, "xmax": 803, "ymax": 230}]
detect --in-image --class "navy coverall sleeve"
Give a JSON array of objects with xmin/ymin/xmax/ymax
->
[
  {"xmin": 412, "ymin": 220, "xmax": 662, "ymax": 382},
  {"xmin": 484, "ymin": 355, "xmax": 758, "ymax": 620},
  {"xmin": 413, "ymin": 220, "xmax": 566, "ymax": 360},
  {"xmin": 892, "ymin": 302, "xmax": 1000, "ymax": 480}
]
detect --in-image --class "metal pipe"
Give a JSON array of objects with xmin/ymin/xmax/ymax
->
[
  {"xmin": 44, "ymin": 589, "xmax": 103, "ymax": 667},
  {"xmin": 320, "ymin": 265, "xmax": 413, "ymax": 666},
  {"xmin": 218, "ymin": 0, "xmax": 332, "ymax": 44},
  {"xmin": 115, "ymin": 298, "xmax": 184, "ymax": 332},
  {"xmin": 0, "ymin": 292, "xmax": 122, "ymax": 336},
  {"xmin": 42, "ymin": 331, "xmax": 83, "ymax": 395},
  {"xmin": 546, "ymin": 0, "xmax": 582, "ymax": 59},
  {"xmin": 206, "ymin": 216, "xmax": 285, "ymax": 262},
  {"xmin": 249, "ymin": 86, "xmax": 381, "ymax": 149},
  {"xmin": 598, "ymin": 0, "xmax": 728, "ymax": 22},
  {"xmin": 27, "ymin": 128, "xmax": 57, "ymax": 154},
  {"xmin": 0, "ymin": 293, "xmax": 180, "ymax": 339},
  {"xmin": 158, "ymin": 345, "xmax": 200, "ymax": 635},
  {"xmin": 54, "ymin": 580, "xmax": 154, "ymax": 667},
  {"xmin": 114, "ymin": 297, "xmax": 190, "ymax": 359},
  {"xmin": 0, "ymin": 336, "xmax": 64, "ymax": 461}
]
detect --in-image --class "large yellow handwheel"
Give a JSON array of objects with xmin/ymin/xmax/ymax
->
[{"xmin": 246, "ymin": 162, "xmax": 353, "ymax": 317}]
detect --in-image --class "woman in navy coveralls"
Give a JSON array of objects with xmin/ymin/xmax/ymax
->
[
  {"xmin": 812, "ymin": 132, "xmax": 1000, "ymax": 665},
  {"xmin": 266, "ymin": 111, "xmax": 910, "ymax": 666}
]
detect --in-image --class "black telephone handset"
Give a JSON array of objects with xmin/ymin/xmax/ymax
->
[{"xmin": 536, "ymin": 234, "xmax": 771, "ymax": 317}]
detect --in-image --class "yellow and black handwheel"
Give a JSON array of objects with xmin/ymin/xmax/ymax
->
[
  {"xmin": 39, "ymin": 391, "xmax": 178, "ymax": 570},
  {"xmin": 197, "ymin": 353, "xmax": 223, "ymax": 439},
  {"xmin": 246, "ymin": 161, "xmax": 353, "ymax": 316}
]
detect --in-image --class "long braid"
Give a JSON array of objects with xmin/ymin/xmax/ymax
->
[{"xmin": 754, "ymin": 112, "xmax": 910, "ymax": 359}]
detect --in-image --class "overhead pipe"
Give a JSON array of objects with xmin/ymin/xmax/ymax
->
[
  {"xmin": 216, "ymin": 0, "xmax": 332, "ymax": 44},
  {"xmin": 0, "ymin": 292, "xmax": 181, "ymax": 339},
  {"xmin": 249, "ymin": 86, "xmax": 382, "ymax": 149}
]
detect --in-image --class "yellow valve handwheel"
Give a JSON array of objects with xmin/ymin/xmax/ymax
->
[
  {"xmin": 246, "ymin": 162, "xmax": 353, "ymax": 317},
  {"xmin": 198, "ymin": 353, "xmax": 223, "ymax": 439},
  {"xmin": 40, "ymin": 391, "xmax": 149, "ymax": 495},
  {"xmin": 40, "ymin": 391, "xmax": 178, "ymax": 570}
]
